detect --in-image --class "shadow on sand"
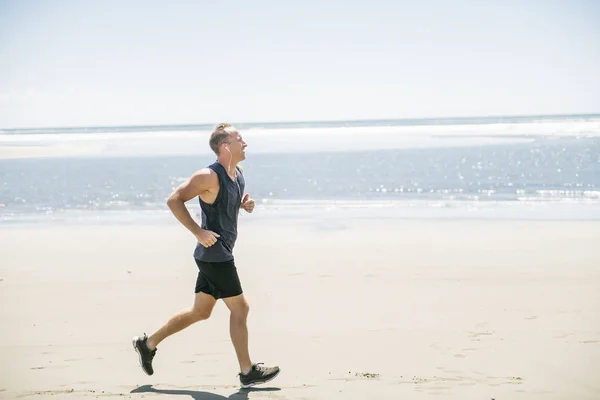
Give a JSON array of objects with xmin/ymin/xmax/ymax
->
[{"xmin": 131, "ymin": 384, "xmax": 281, "ymax": 400}]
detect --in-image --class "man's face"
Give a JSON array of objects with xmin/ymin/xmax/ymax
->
[{"xmin": 225, "ymin": 128, "xmax": 247, "ymax": 161}]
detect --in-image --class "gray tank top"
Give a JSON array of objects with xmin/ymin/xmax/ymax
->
[{"xmin": 193, "ymin": 161, "xmax": 245, "ymax": 262}]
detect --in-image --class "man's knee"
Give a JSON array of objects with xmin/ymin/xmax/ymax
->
[
  {"xmin": 231, "ymin": 300, "xmax": 250, "ymax": 319},
  {"xmin": 190, "ymin": 308, "xmax": 212, "ymax": 322},
  {"xmin": 190, "ymin": 291, "xmax": 216, "ymax": 322}
]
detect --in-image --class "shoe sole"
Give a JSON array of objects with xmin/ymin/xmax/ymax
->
[
  {"xmin": 132, "ymin": 336, "xmax": 153, "ymax": 376},
  {"xmin": 240, "ymin": 369, "xmax": 280, "ymax": 388}
]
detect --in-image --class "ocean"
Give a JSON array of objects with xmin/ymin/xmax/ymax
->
[{"xmin": 1, "ymin": 114, "xmax": 600, "ymax": 225}]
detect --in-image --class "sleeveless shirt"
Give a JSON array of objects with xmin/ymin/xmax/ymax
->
[{"xmin": 193, "ymin": 161, "xmax": 245, "ymax": 262}]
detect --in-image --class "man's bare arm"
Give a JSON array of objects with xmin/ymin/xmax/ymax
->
[{"xmin": 166, "ymin": 168, "xmax": 217, "ymax": 241}]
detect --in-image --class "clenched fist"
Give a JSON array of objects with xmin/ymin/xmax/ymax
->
[
  {"xmin": 241, "ymin": 193, "xmax": 255, "ymax": 213},
  {"xmin": 195, "ymin": 229, "xmax": 220, "ymax": 248}
]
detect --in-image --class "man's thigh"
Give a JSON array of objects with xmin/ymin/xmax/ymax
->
[{"xmin": 192, "ymin": 291, "xmax": 217, "ymax": 315}]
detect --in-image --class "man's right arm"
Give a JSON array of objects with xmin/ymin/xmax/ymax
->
[{"xmin": 166, "ymin": 168, "xmax": 220, "ymax": 247}]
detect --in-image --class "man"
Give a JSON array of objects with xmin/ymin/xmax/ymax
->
[{"xmin": 132, "ymin": 123, "xmax": 280, "ymax": 388}]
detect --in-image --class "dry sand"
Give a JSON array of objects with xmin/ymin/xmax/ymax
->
[{"xmin": 1, "ymin": 216, "xmax": 599, "ymax": 399}]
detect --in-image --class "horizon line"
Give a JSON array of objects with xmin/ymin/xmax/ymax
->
[{"xmin": 2, "ymin": 111, "xmax": 600, "ymax": 132}]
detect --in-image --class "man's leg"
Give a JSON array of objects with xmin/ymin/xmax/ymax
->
[
  {"xmin": 222, "ymin": 294, "xmax": 280, "ymax": 387},
  {"xmin": 148, "ymin": 291, "xmax": 216, "ymax": 349},
  {"xmin": 133, "ymin": 291, "xmax": 216, "ymax": 375},
  {"xmin": 222, "ymin": 293, "xmax": 252, "ymax": 374}
]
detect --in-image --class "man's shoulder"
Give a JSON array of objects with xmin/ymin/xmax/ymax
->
[
  {"xmin": 195, "ymin": 165, "xmax": 218, "ymax": 176},
  {"xmin": 191, "ymin": 167, "xmax": 219, "ymax": 186}
]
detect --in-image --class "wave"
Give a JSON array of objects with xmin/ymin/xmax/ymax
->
[{"xmin": 2, "ymin": 117, "xmax": 600, "ymax": 160}]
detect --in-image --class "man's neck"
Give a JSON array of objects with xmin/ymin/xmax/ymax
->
[{"xmin": 217, "ymin": 156, "xmax": 238, "ymax": 177}]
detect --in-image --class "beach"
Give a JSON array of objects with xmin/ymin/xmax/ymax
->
[
  {"xmin": 3, "ymin": 0, "xmax": 600, "ymax": 397},
  {"xmin": 1, "ymin": 212, "xmax": 599, "ymax": 399}
]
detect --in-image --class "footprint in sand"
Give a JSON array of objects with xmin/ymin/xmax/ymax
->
[
  {"xmin": 486, "ymin": 376, "xmax": 525, "ymax": 386},
  {"xmin": 506, "ymin": 376, "xmax": 525, "ymax": 384},
  {"xmin": 329, "ymin": 371, "xmax": 381, "ymax": 382},
  {"xmin": 469, "ymin": 331, "xmax": 493, "ymax": 337},
  {"xmin": 354, "ymin": 372, "xmax": 380, "ymax": 379},
  {"xmin": 554, "ymin": 333, "xmax": 573, "ymax": 339},
  {"xmin": 468, "ymin": 331, "xmax": 494, "ymax": 341}
]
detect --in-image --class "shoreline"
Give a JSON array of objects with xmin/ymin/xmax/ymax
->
[{"xmin": 3, "ymin": 199, "xmax": 600, "ymax": 228}]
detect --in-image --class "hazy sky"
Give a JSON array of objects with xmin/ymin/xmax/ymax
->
[{"xmin": 1, "ymin": 0, "xmax": 599, "ymax": 128}]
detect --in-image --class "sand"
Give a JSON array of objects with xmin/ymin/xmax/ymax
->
[{"xmin": 1, "ymin": 215, "xmax": 599, "ymax": 399}]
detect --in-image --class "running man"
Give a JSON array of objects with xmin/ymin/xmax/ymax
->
[{"xmin": 133, "ymin": 123, "xmax": 280, "ymax": 388}]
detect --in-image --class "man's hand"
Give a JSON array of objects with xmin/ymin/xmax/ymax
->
[
  {"xmin": 195, "ymin": 229, "xmax": 220, "ymax": 248},
  {"xmin": 241, "ymin": 193, "xmax": 255, "ymax": 213}
]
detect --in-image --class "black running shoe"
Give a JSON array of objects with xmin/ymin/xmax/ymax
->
[
  {"xmin": 132, "ymin": 333, "xmax": 156, "ymax": 375},
  {"xmin": 239, "ymin": 363, "xmax": 280, "ymax": 388}
]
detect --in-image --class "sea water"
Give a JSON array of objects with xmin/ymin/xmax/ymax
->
[{"xmin": 1, "ymin": 114, "xmax": 599, "ymax": 225}]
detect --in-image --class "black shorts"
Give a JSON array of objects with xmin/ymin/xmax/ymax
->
[{"xmin": 194, "ymin": 258, "xmax": 243, "ymax": 299}]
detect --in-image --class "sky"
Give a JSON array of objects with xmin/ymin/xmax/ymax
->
[{"xmin": 0, "ymin": 0, "xmax": 599, "ymax": 128}]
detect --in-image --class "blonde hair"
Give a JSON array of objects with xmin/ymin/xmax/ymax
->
[{"xmin": 209, "ymin": 123, "xmax": 232, "ymax": 155}]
